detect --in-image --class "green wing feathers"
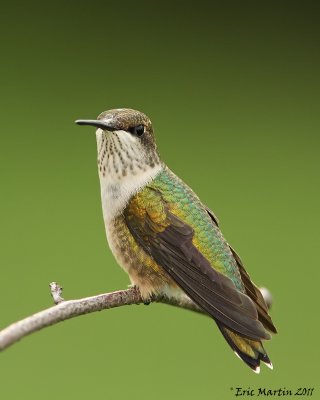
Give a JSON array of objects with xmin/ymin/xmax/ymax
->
[{"xmin": 124, "ymin": 167, "xmax": 276, "ymax": 371}]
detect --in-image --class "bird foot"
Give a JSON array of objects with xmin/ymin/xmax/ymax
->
[{"xmin": 128, "ymin": 284, "xmax": 153, "ymax": 305}]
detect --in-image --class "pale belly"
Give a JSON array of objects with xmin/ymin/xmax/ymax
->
[{"xmin": 105, "ymin": 214, "xmax": 184, "ymax": 300}]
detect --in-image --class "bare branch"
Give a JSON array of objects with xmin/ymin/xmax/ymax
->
[
  {"xmin": 259, "ymin": 287, "xmax": 273, "ymax": 310},
  {"xmin": 0, "ymin": 283, "xmax": 272, "ymax": 352},
  {"xmin": 49, "ymin": 282, "xmax": 65, "ymax": 304},
  {"xmin": 0, "ymin": 284, "xmax": 203, "ymax": 352}
]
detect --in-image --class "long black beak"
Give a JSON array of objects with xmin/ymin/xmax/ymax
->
[{"xmin": 75, "ymin": 119, "xmax": 116, "ymax": 131}]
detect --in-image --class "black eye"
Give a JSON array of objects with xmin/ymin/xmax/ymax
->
[{"xmin": 128, "ymin": 124, "xmax": 145, "ymax": 137}]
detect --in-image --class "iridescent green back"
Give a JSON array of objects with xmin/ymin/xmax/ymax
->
[{"xmin": 148, "ymin": 167, "xmax": 245, "ymax": 291}]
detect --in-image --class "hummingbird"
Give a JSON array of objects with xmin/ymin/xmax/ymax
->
[{"xmin": 75, "ymin": 108, "xmax": 277, "ymax": 373}]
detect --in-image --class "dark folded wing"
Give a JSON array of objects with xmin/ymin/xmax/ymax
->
[
  {"xmin": 205, "ymin": 203, "xmax": 277, "ymax": 334},
  {"xmin": 125, "ymin": 199, "xmax": 271, "ymax": 340},
  {"xmin": 229, "ymin": 246, "xmax": 277, "ymax": 334}
]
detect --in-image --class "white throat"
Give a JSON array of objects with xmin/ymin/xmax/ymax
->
[{"xmin": 96, "ymin": 129, "xmax": 162, "ymax": 223}]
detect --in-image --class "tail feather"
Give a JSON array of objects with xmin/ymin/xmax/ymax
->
[{"xmin": 216, "ymin": 322, "xmax": 272, "ymax": 373}]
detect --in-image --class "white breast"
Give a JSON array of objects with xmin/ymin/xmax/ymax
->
[{"xmin": 99, "ymin": 165, "xmax": 162, "ymax": 224}]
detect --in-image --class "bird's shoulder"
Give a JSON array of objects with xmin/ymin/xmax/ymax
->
[{"xmin": 126, "ymin": 167, "xmax": 244, "ymax": 290}]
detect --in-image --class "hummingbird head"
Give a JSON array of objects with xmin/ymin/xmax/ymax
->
[{"xmin": 76, "ymin": 108, "xmax": 161, "ymax": 182}]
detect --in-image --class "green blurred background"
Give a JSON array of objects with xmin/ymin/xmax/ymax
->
[{"xmin": 0, "ymin": 1, "xmax": 319, "ymax": 399}]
